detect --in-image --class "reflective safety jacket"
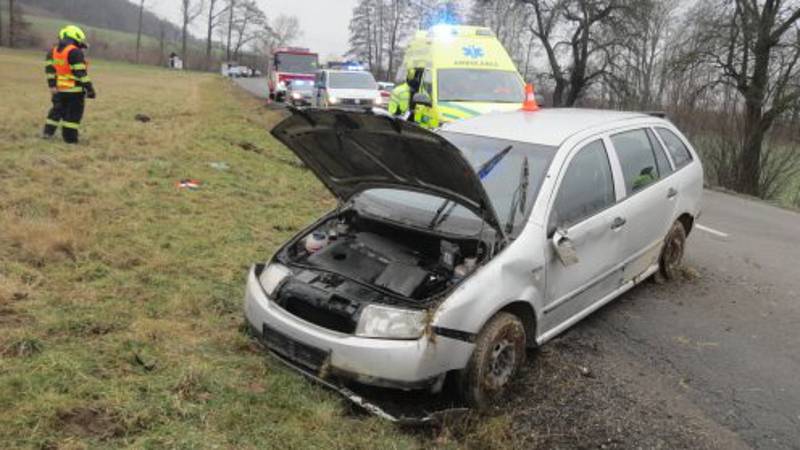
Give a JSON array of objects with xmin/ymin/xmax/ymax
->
[
  {"xmin": 388, "ymin": 83, "xmax": 410, "ymax": 116},
  {"xmin": 45, "ymin": 41, "xmax": 92, "ymax": 93}
]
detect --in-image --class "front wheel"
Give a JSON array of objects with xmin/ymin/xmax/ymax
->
[
  {"xmin": 657, "ymin": 220, "xmax": 687, "ymax": 282},
  {"xmin": 458, "ymin": 312, "xmax": 526, "ymax": 409}
]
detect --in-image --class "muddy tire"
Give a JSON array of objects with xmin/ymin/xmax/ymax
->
[
  {"xmin": 458, "ymin": 312, "xmax": 526, "ymax": 409},
  {"xmin": 656, "ymin": 220, "xmax": 687, "ymax": 282}
]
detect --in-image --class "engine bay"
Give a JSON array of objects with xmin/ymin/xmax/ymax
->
[{"xmin": 272, "ymin": 210, "xmax": 487, "ymax": 333}]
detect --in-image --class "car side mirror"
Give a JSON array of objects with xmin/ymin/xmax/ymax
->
[
  {"xmin": 413, "ymin": 92, "xmax": 432, "ymax": 107},
  {"xmin": 551, "ymin": 228, "xmax": 579, "ymax": 267}
]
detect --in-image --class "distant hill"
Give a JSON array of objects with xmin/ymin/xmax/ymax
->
[{"xmin": 19, "ymin": 0, "xmax": 182, "ymax": 41}]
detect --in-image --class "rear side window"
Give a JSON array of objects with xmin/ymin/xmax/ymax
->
[
  {"xmin": 647, "ymin": 129, "xmax": 673, "ymax": 176},
  {"xmin": 550, "ymin": 140, "xmax": 615, "ymax": 229},
  {"xmin": 656, "ymin": 127, "xmax": 693, "ymax": 169},
  {"xmin": 611, "ymin": 129, "xmax": 660, "ymax": 195}
]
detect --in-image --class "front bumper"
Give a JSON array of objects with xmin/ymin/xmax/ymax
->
[{"xmin": 243, "ymin": 265, "xmax": 474, "ymax": 390}]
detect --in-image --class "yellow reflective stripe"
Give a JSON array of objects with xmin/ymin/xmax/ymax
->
[
  {"xmin": 58, "ymin": 87, "xmax": 83, "ymax": 93},
  {"xmin": 46, "ymin": 119, "xmax": 60, "ymax": 126},
  {"xmin": 52, "ymin": 58, "xmax": 66, "ymax": 65},
  {"xmin": 438, "ymin": 105, "xmax": 471, "ymax": 120},
  {"xmin": 70, "ymin": 63, "xmax": 87, "ymax": 70},
  {"xmin": 76, "ymin": 76, "xmax": 91, "ymax": 83},
  {"xmin": 46, "ymin": 74, "xmax": 56, "ymax": 79},
  {"xmin": 61, "ymin": 121, "xmax": 80, "ymax": 130},
  {"xmin": 45, "ymin": 59, "xmax": 55, "ymax": 66}
]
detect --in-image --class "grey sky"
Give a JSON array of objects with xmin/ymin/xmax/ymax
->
[{"xmin": 151, "ymin": 0, "xmax": 359, "ymax": 61}]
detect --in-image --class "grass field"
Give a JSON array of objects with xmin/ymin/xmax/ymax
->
[{"xmin": 0, "ymin": 48, "xmax": 515, "ymax": 449}]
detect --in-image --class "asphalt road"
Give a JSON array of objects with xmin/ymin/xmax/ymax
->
[
  {"xmin": 580, "ymin": 189, "xmax": 800, "ymax": 448},
  {"xmin": 232, "ymin": 79, "xmax": 799, "ymax": 447},
  {"xmin": 233, "ymin": 76, "xmax": 269, "ymax": 99}
]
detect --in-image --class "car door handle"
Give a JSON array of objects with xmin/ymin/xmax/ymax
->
[
  {"xmin": 667, "ymin": 187, "xmax": 678, "ymax": 199},
  {"xmin": 611, "ymin": 217, "xmax": 627, "ymax": 230}
]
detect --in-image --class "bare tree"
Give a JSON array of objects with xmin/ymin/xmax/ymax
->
[
  {"xmin": 227, "ymin": 0, "xmax": 266, "ymax": 60},
  {"xmin": 521, "ymin": 0, "xmax": 623, "ymax": 106},
  {"xmin": 181, "ymin": 0, "xmax": 204, "ymax": 67},
  {"xmin": 205, "ymin": 0, "xmax": 229, "ymax": 65},
  {"xmin": 693, "ymin": 0, "xmax": 800, "ymax": 196},
  {"xmin": 136, "ymin": 0, "xmax": 146, "ymax": 63},
  {"xmin": 348, "ymin": 0, "xmax": 414, "ymax": 81}
]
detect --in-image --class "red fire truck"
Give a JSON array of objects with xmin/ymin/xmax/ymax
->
[{"xmin": 269, "ymin": 47, "xmax": 320, "ymax": 102}]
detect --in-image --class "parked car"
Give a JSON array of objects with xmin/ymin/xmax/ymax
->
[
  {"xmin": 377, "ymin": 81, "xmax": 395, "ymax": 103},
  {"xmin": 313, "ymin": 69, "xmax": 382, "ymax": 109},
  {"xmin": 286, "ymin": 79, "xmax": 315, "ymax": 106},
  {"xmin": 244, "ymin": 107, "xmax": 703, "ymax": 413}
]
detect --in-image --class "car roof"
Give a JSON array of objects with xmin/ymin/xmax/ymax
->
[{"xmin": 441, "ymin": 108, "xmax": 656, "ymax": 147}]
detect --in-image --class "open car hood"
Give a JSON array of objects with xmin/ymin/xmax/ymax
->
[{"xmin": 271, "ymin": 109, "xmax": 505, "ymax": 236}]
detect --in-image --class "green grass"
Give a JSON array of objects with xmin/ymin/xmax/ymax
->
[
  {"xmin": 0, "ymin": 48, "xmax": 428, "ymax": 449},
  {"xmin": 25, "ymin": 15, "xmax": 162, "ymax": 49}
]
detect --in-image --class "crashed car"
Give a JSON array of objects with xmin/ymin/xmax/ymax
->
[{"xmin": 244, "ymin": 107, "xmax": 703, "ymax": 411}]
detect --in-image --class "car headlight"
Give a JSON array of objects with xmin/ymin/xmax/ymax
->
[
  {"xmin": 373, "ymin": 95, "xmax": 383, "ymax": 105},
  {"xmin": 277, "ymin": 81, "xmax": 287, "ymax": 90},
  {"xmin": 291, "ymin": 92, "xmax": 302, "ymax": 100},
  {"xmin": 355, "ymin": 304, "xmax": 427, "ymax": 339},
  {"xmin": 328, "ymin": 95, "xmax": 339, "ymax": 104},
  {"xmin": 258, "ymin": 263, "xmax": 291, "ymax": 296}
]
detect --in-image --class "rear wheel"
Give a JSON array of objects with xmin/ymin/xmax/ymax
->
[
  {"xmin": 657, "ymin": 220, "xmax": 687, "ymax": 282},
  {"xmin": 458, "ymin": 312, "xmax": 526, "ymax": 409}
]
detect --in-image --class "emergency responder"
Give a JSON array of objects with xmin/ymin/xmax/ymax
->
[
  {"xmin": 388, "ymin": 68, "xmax": 423, "ymax": 118},
  {"xmin": 43, "ymin": 25, "xmax": 96, "ymax": 144}
]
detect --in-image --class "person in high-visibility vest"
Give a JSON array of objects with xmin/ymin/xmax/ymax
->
[
  {"xmin": 43, "ymin": 25, "xmax": 96, "ymax": 144},
  {"xmin": 388, "ymin": 68, "xmax": 422, "ymax": 118}
]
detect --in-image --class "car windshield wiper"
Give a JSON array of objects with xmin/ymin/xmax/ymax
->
[
  {"xmin": 477, "ymin": 145, "xmax": 513, "ymax": 179},
  {"xmin": 429, "ymin": 145, "xmax": 514, "ymax": 230},
  {"xmin": 505, "ymin": 156, "xmax": 529, "ymax": 236}
]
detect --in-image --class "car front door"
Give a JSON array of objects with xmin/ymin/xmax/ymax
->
[
  {"xmin": 541, "ymin": 138, "xmax": 627, "ymax": 336},
  {"xmin": 607, "ymin": 128, "xmax": 678, "ymax": 280}
]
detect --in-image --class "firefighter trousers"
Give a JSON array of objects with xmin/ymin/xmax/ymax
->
[{"xmin": 44, "ymin": 92, "xmax": 85, "ymax": 144}]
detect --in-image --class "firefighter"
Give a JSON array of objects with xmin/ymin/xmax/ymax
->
[
  {"xmin": 388, "ymin": 68, "xmax": 423, "ymax": 118},
  {"xmin": 43, "ymin": 25, "xmax": 96, "ymax": 144}
]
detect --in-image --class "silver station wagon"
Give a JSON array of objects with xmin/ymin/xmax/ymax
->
[{"xmin": 244, "ymin": 107, "xmax": 703, "ymax": 414}]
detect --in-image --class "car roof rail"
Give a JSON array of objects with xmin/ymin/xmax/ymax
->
[{"xmin": 645, "ymin": 111, "xmax": 667, "ymax": 118}]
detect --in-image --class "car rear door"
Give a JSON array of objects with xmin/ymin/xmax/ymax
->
[
  {"xmin": 542, "ymin": 138, "xmax": 627, "ymax": 335},
  {"xmin": 606, "ymin": 127, "xmax": 678, "ymax": 279}
]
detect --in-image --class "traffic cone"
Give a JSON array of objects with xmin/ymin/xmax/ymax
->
[{"xmin": 522, "ymin": 83, "xmax": 540, "ymax": 111}]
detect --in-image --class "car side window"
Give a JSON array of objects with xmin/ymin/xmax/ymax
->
[
  {"xmin": 611, "ymin": 129, "xmax": 660, "ymax": 195},
  {"xmin": 646, "ymin": 128, "xmax": 673, "ymax": 176},
  {"xmin": 656, "ymin": 127, "xmax": 693, "ymax": 169},
  {"xmin": 550, "ymin": 140, "xmax": 615, "ymax": 231},
  {"xmin": 422, "ymin": 69, "xmax": 433, "ymax": 96}
]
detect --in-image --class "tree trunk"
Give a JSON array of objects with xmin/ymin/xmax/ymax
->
[
  {"xmin": 226, "ymin": 0, "xmax": 235, "ymax": 61},
  {"xmin": 0, "ymin": 0, "xmax": 4, "ymax": 47},
  {"xmin": 136, "ymin": 0, "xmax": 145, "ymax": 63},
  {"xmin": 8, "ymin": 0, "xmax": 15, "ymax": 48},
  {"xmin": 735, "ymin": 32, "xmax": 773, "ymax": 196},
  {"xmin": 206, "ymin": 0, "xmax": 217, "ymax": 65},
  {"xmin": 182, "ymin": 20, "xmax": 188, "ymax": 66}
]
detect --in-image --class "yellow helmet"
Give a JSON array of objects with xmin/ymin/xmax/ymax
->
[
  {"xmin": 59, "ymin": 25, "xmax": 87, "ymax": 45},
  {"xmin": 406, "ymin": 68, "xmax": 416, "ymax": 83}
]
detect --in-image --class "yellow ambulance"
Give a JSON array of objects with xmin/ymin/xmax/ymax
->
[{"xmin": 399, "ymin": 25, "xmax": 525, "ymax": 128}]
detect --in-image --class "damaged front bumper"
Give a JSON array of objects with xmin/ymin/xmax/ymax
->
[{"xmin": 243, "ymin": 265, "xmax": 474, "ymax": 419}]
